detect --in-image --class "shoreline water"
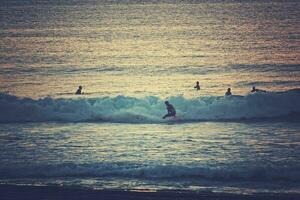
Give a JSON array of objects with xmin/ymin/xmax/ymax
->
[
  {"xmin": 1, "ymin": 184, "xmax": 300, "ymax": 200},
  {"xmin": 1, "ymin": 121, "xmax": 299, "ymax": 195}
]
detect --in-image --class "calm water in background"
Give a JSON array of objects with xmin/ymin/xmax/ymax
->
[
  {"xmin": 0, "ymin": 0, "xmax": 299, "ymax": 98},
  {"xmin": 0, "ymin": 0, "xmax": 300, "ymax": 195}
]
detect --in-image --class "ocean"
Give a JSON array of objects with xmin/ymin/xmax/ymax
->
[{"xmin": 0, "ymin": 0, "xmax": 300, "ymax": 197}]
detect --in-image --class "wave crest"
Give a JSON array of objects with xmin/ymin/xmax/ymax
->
[
  {"xmin": 0, "ymin": 163, "xmax": 299, "ymax": 182},
  {"xmin": 0, "ymin": 89, "xmax": 300, "ymax": 123}
]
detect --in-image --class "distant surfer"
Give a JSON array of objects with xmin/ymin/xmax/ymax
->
[
  {"xmin": 225, "ymin": 88, "xmax": 232, "ymax": 96},
  {"xmin": 162, "ymin": 101, "xmax": 176, "ymax": 119},
  {"xmin": 75, "ymin": 86, "xmax": 83, "ymax": 95},
  {"xmin": 251, "ymin": 86, "xmax": 266, "ymax": 93},
  {"xmin": 194, "ymin": 81, "xmax": 200, "ymax": 90}
]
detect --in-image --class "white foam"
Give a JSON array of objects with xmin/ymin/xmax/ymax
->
[
  {"xmin": 0, "ymin": 163, "xmax": 299, "ymax": 182},
  {"xmin": 0, "ymin": 89, "xmax": 300, "ymax": 123}
]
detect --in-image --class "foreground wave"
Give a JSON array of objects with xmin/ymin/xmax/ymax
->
[
  {"xmin": 0, "ymin": 162, "xmax": 299, "ymax": 182},
  {"xmin": 1, "ymin": 89, "xmax": 300, "ymax": 123}
]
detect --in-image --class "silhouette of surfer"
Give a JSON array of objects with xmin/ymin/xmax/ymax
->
[
  {"xmin": 162, "ymin": 101, "xmax": 176, "ymax": 119},
  {"xmin": 75, "ymin": 86, "xmax": 83, "ymax": 95},
  {"xmin": 251, "ymin": 86, "xmax": 266, "ymax": 93},
  {"xmin": 225, "ymin": 88, "xmax": 232, "ymax": 96},
  {"xmin": 194, "ymin": 81, "xmax": 200, "ymax": 90}
]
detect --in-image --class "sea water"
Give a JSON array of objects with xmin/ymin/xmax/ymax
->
[
  {"xmin": 0, "ymin": 0, "xmax": 300, "ymax": 195},
  {"xmin": 1, "ymin": 0, "xmax": 299, "ymax": 98},
  {"xmin": 0, "ymin": 121, "xmax": 300, "ymax": 194}
]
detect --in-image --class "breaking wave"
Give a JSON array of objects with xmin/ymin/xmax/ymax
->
[
  {"xmin": 0, "ymin": 89, "xmax": 300, "ymax": 123},
  {"xmin": 0, "ymin": 162, "xmax": 299, "ymax": 182}
]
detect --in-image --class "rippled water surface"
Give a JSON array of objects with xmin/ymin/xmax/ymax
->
[
  {"xmin": 1, "ymin": 0, "xmax": 299, "ymax": 98},
  {"xmin": 0, "ymin": 122, "xmax": 300, "ymax": 194}
]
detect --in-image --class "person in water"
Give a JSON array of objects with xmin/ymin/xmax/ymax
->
[
  {"xmin": 194, "ymin": 81, "xmax": 200, "ymax": 90},
  {"xmin": 225, "ymin": 88, "xmax": 232, "ymax": 96},
  {"xmin": 251, "ymin": 86, "xmax": 266, "ymax": 93},
  {"xmin": 75, "ymin": 86, "xmax": 83, "ymax": 95},
  {"xmin": 162, "ymin": 101, "xmax": 176, "ymax": 119}
]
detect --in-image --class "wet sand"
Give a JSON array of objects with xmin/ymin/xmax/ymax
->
[{"xmin": 1, "ymin": 184, "xmax": 299, "ymax": 200}]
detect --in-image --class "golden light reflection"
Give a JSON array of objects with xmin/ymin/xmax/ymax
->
[{"xmin": 0, "ymin": 3, "xmax": 299, "ymax": 98}]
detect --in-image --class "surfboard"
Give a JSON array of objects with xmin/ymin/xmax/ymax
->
[{"xmin": 164, "ymin": 116, "xmax": 181, "ymax": 123}]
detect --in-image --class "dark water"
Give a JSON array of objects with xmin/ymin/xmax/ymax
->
[{"xmin": 0, "ymin": 122, "xmax": 300, "ymax": 194}]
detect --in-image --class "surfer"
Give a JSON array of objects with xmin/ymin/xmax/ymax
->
[
  {"xmin": 75, "ymin": 86, "xmax": 83, "ymax": 95},
  {"xmin": 194, "ymin": 81, "xmax": 200, "ymax": 90},
  {"xmin": 225, "ymin": 88, "xmax": 232, "ymax": 96},
  {"xmin": 162, "ymin": 101, "xmax": 176, "ymax": 119},
  {"xmin": 251, "ymin": 86, "xmax": 266, "ymax": 93}
]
